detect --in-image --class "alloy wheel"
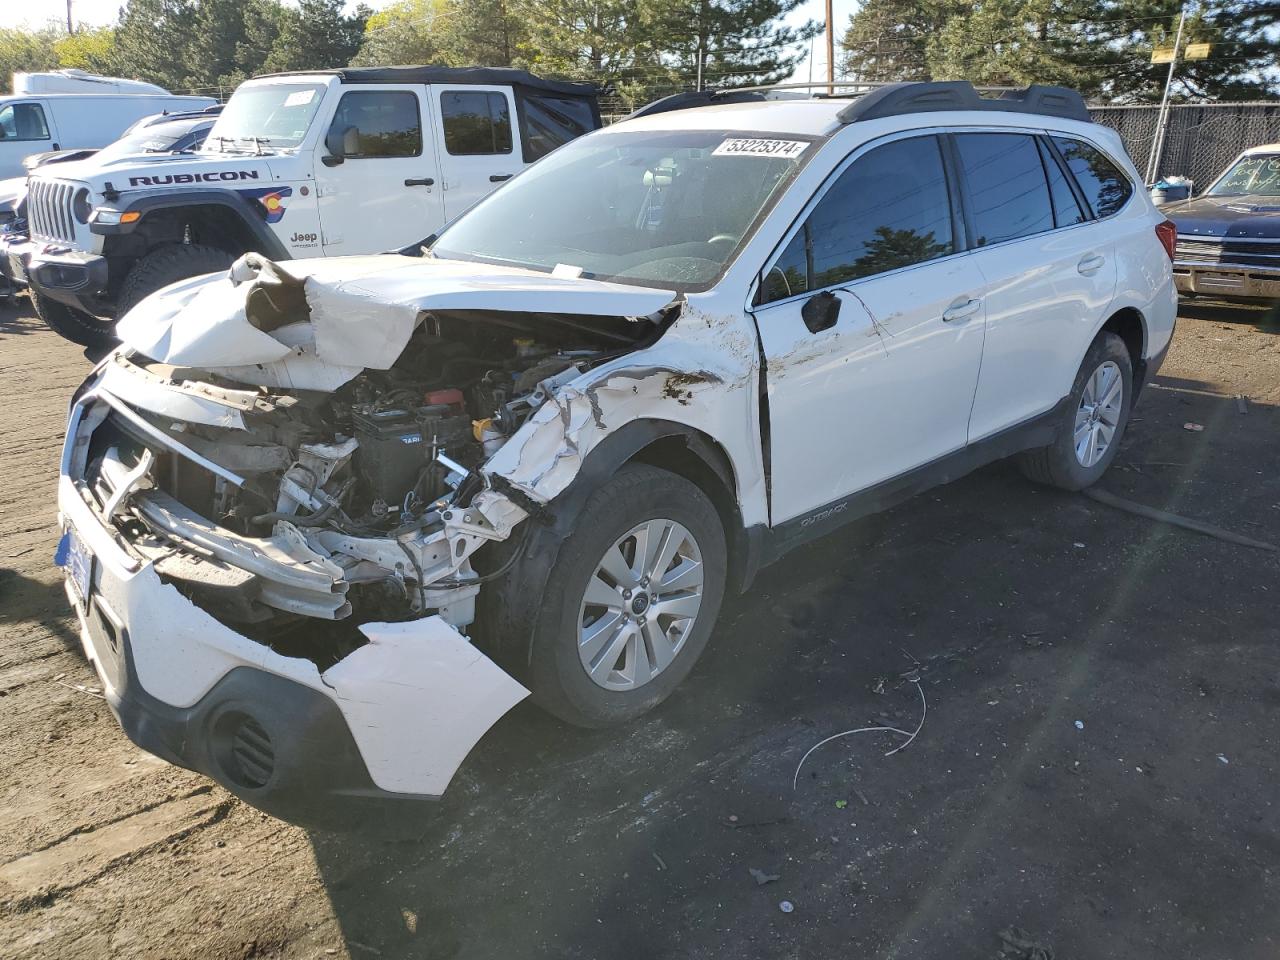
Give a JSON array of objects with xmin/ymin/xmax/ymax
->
[
  {"xmin": 1074, "ymin": 359, "xmax": 1124, "ymax": 468},
  {"xmin": 577, "ymin": 518, "xmax": 705, "ymax": 691}
]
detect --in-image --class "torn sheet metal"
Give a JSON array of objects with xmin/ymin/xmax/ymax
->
[
  {"xmin": 328, "ymin": 619, "xmax": 529, "ymax": 794},
  {"xmin": 97, "ymin": 355, "xmax": 256, "ymax": 430},
  {"xmin": 115, "ymin": 253, "xmax": 677, "ymax": 391}
]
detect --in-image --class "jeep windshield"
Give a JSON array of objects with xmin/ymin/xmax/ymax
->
[
  {"xmin": 1207, "ymin": 154, "xmax": 1280, "ymax": 197},
  {"xmin": 201, "ymin": 82, "xmax": 326, "ymax": 152},
  {"xmin": 430, "ymin": 129, "xmax": 817, "ymax": 291}
]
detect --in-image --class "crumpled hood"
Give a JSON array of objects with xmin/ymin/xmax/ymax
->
[
  {"xmin": 115, "ymin": 253, "xmax": 676, "ymax": 391},
  {"xmin": 1166, "ymin": 193, "xmax": 1280, "ymax": 240}
]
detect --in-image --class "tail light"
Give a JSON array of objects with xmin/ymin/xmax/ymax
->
[{"xmin": 1155, "ymin": 219, "xmax": 1177, "ymax": 260}]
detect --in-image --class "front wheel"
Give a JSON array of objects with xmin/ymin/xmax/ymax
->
[
  {"xmin": 1018, "ymin": 331, "xmax": 1133, "ymax": 491},
  {"xmin": 518, "ymin": 463, "xmax": 728, "ymax": 728},
  {"xmin": 116, "ymin": 243, "xmax": 234, "ymax": 319},
  {"xmin": 30, "ymin": 285, "xmax": 116, "ymax": 349}
]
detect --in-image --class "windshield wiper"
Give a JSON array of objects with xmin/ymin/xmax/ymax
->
[{"xmin": 207, "ymin": 135, "xmax": 252, "ymax": 155}]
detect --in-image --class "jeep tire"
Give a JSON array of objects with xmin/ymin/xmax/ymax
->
[
  {"xmin": 30, "ymin": 285, "xmax": 116, "ymax": 350},
  {"xmin": 1019, "ymin": 331, "xmax": 1133, "ymax": 491},
  {"xmin": 116, "ymin": 244, "xmax": 235, "ymax": 319}
]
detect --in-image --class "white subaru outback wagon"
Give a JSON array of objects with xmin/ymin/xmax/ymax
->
[{"xmin": 56, "ymin": 81, "xmax": 1176, "ymax": 822}]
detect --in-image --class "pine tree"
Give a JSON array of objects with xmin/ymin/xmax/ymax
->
[{"xmin": 265, "ymin": 0, "xmax": 369, "ymax": 74}]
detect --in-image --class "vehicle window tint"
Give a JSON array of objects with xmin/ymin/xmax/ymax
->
[
  {"xmin": 329, "ymin": 91, "xmax": 421, "ymax": 158},
  {"xmin": 441, "ymin": 91, "xmax": 512, "ymax": 155},
  {"xmin": 519, "ymin": 93, "xmax": 596, "ymax": 161},
  {"xmin": 0, "ymin": 102, "xmax": 50, "ymax": 141},
  {"xmin": 1037, "ymin": 137, "xmax": 1087, "ymax": 227},
  {"xmin": 762, "ymin": 136, "xmax": 954, "ymax": 302},
  {"xmin": 1052, "ymin": 136, "xmax": 1132, "ymax": 218},
  {"xmin": 954, "ymin": 133, "xmax": 1055, "ymax": 246}
]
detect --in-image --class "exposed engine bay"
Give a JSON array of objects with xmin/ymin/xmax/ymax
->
[{"xmin": 78, "ymin": 303, "xmax": 650, "ymax": 665}]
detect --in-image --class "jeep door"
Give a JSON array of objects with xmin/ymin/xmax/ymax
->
[
  {"xmin": 752, "ymin": 133, "xmax": 987, "ymax": 524},
  {"xmin": 956, "ymin": 131, "xmax": 1119, "ymax": 441},
  {"xmin": 427, "ymin": 86, "xmax": 521, "ymax": 221},
  {"xmin": 316, "ymin": 86, "xmax": 444, "ymax": 255}
]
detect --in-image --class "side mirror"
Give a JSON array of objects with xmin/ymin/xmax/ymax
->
[
  {"xmin": 322, "ymin": 125, "xmax": 358, "ymax": 166},
  {"xmin": 801, "ymin": 291, "xmax": 841, "ymax": 334}
]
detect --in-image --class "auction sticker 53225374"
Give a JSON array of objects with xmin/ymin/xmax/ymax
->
[{"xmin": 711, "ymin": 138, "xmax": 809, "ymax": 159}]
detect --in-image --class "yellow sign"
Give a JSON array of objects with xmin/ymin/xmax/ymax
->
[
  {"xmin": 1151, "ymin": 47, "xmax": 1176, "ymax": 63},
  {"xmin": 1185, "ymin": 42, "xmax": 1211, "ymax": 60}
]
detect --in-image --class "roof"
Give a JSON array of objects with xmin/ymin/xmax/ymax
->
[
  {"xmin": 625, "ymin": 81, "xmax": 1091, "ymax": 132},
  {"xmin": 616, "ymin": 99, "xmax": 850, "ymax": 137},
  {"xmin": 1243, "ymin": 143, "xmax": 1280, "ymax": 155},
  {"xmin": 256, "ymin": 66, "xmax": 598, "ymax": 99}
]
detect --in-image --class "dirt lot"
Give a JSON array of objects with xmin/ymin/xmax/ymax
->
[{"xmin": 1, "ymin": 292, "xmax": 1278, "ymax": 960}]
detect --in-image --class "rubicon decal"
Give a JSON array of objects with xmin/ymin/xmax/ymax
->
[
  {"xmin": 239, "ymin": 186, "xmax": 293, "ymax": 223},
  {"xmin": 128, "ymin": 170, "xmax": 262, "ymax": 186}
]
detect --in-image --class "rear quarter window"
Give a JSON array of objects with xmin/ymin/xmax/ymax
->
[{"xmin": 1052, "ymin": 136, "xmax": 1133, "ymax": 218}]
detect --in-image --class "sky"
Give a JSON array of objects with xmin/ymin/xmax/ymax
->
[{"xmin": 15, "ymin": 0, "xmax": 861, "ymax": 83}]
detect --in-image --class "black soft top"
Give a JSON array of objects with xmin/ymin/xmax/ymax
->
[{"xmin": 261, "ymin": 66, "xmax": 598, "ymax": 100}]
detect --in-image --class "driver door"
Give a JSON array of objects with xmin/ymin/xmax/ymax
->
[
  {"xmin": 751, "ymin": 133, "xmax": 987, "ymax": 525},
  {"xmin": 316, "ymin": 86, "xmax": 443, "ymax": 255}
]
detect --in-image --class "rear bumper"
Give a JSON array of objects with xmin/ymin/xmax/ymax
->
[
  {"xmin": 27, "ymin": 246, "xmax": 109, "ymax": 313},
  {"xmin": 1173, "ymin": 260, "xmax": 1280, "ymax": 302}
]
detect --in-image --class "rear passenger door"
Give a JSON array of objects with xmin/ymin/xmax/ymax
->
[
  {"xmin": 958, "ymin": 130, "xmax": 1119, "ymax": 442},
  {"xmin": 752, "ymin": 133, "xmax": 987, "ymax": 523},
  {"xmin": 428, "ymin": 86, "xmax": 520, "ymax": 221},
  {"xmin": 317, "ymin": 86, "xmax": 443, "ymax": 254}
]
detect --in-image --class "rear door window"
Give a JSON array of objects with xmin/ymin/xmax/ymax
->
[
  {"xmin": 0, "ymin": 102, "xmax": 50, "ymax": 141},
  {"xmin": 762, "ymin": 135, "xmax": 955, "ymax": 302},
  {"xmin": 1051, "ymin": 136, "xmax": 1133, "ymax": 218},
  {"xmin": 1037, "ymin": 137, "xmax": 1088, "ymax": 227},
  {"xmin": 954, "ymin": 133, "xmax": 1055, "ymax": 246},
  {"xmin": 440, "ymin": 91, "xmax": 512, "ymax": 155},
  {"xmin": 329, "ymin": 90, "xmax": 422, "ymax": 158}
]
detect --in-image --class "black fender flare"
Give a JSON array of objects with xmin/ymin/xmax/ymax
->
[
  {"xmin": 91, "ymin": 188, "xmax": 290, "ymax": 261},
  {"xmin": 476, "ymin": 419, "xmax": 754, "ymax": 670}
]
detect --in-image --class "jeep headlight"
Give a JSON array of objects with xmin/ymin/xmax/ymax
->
[
  {"xmin": 88, "ymin": 207, "xmax": 139, "ymax": 225},
  {"xmin": 72, "ymin": 188, "xmax": 93, "ymax": 223}
]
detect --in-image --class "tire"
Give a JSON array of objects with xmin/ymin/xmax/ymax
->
[
  {"xmin": 29, "ymin": 284, "xmax": 116, "ymax": 349},
  {"xmin": 1018, "ymin": 331, "xmax": 1133, "ymax": 491},
  {"xmin": 116, "ymin": 243, "xmax": 234, "ymax": 319},
  {"xmin": 503, "ymin": 463, "xmax": 728, "ymax": 728}
]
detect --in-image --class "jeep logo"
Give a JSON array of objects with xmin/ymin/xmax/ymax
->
[{"xmin": 128, "ymin": 171, "xmax": 261, "ymax": 187}]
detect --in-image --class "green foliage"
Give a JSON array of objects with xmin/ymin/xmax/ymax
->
[
  {"xmin": 0, "ymin": 28, "xmax": 61, "ymax": 94},
  {"xmin": 842, "ymin": 0, "xmax": 1280, "ymax": 101},
  {"xmin": 263, "ymin": 0, "xmax": 369, "ymax": 74}
]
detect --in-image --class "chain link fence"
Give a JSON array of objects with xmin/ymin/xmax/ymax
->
[{"xmin": 1089, "ymin": 102, "xmax": 1280, "ymax": 189}]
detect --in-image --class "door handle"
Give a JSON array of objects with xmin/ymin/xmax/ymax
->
[
  {"xmin": 942, "ymin": 298, "xmax": 982, "ymax": 323},
  {"xmin": 404, "ymin": 177, "xmax": 435, "ymax": 187},
  {"xmin": 489, "ymin": 174, "xmax": 512, "ymax": 182},
  {"xmin": 1078, "ymin": 254, "xmax": 1106, "ymax": 275}
]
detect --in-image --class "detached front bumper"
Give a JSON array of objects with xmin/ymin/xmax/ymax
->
[
  {"xmin": 27, "ymin": 246, "xmax": 110, "ymax": 313},
  {"xmin": 0, "ymin": 235, "xmax": 34, "ymax": 294},
  {"xmin": 1173, "ymin": 259, "xmax": 1280, "ymax": 302},
  {"xmin": 58, "ymin": 396, "xmax": 529, "ymax": 824}
]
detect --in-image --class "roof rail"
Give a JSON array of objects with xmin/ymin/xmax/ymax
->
[
  {"xmin": 627, "ymin": 80, "xmax": 1090, "ymax": 125},
  {"xmin": 836, "ymin": 81, "xmax": 1090, "ymax": 124}
]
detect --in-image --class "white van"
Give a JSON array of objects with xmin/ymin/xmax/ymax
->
[{"xmin": 0, "ymin": 71, "xmax": 215, "ymax": 179}]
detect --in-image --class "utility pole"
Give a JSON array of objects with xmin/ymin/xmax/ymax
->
[
  {"xmin": 825, "ymin": 0, "xmax": 835, "ymax": 85},
  {"xmin": 1145, "ymin": 6, "xmax": 1186, "ymax": 185},
  {"xmin": 66, "ymin": 0, "xmax": 74, "ymax": 33}
]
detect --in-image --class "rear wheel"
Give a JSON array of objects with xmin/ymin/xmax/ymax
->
[
  {"xmin": 1018, "ymin": 332, "xmax": 1133, "ymax": 491},
  {"xmin": 515, "ymin": 463, "xmax": 728, "ymax": 728},
  {"xmin": 30, "ymin": 285, "xmax": 116, "ymax": 349},
  {"xmin": 116, "ymin": 243, "xmax": 234, "ymax": 319}
]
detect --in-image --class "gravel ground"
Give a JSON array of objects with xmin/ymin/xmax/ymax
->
[{"xmin": 1, "ymin": 293, "xmax": 1278, "ymax": 960}]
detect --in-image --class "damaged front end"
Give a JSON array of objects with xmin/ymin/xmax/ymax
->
[{"xmin": 58, "ymin": 253, "xmax": 680, "ymax": 818}]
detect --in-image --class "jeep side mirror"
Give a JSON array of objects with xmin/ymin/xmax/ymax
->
[
  {"xmin": 322, "ymin": 125, "xmax": 359, "ymax": 166},
  {"xmin": 801, "ymin": 291, "xmax": 841, "ymax": 334}
]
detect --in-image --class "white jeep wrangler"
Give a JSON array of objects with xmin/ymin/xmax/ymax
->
[
  {"xmin": 57, "ymin": 81, "xmax": 1176, "ymax": 823},
  {"xmin": 19, "ymin": 66, "xmax": 600, "ymax": 347}
]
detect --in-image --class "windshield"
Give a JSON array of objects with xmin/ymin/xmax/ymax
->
[
  {"xmin": 1207, "ymin": 154, "xmax": 1280, "ymax": 197},
  {"xmin": 431, "ymin": 129, "xmax": 816, "ymax": 290},
  {"xmin": 95, "ymin": 128, "xmax": 195, "ymax": 162},
  {"xmin": 202, "ymin": 83, "xmax": 325, "ymax": 152}
]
